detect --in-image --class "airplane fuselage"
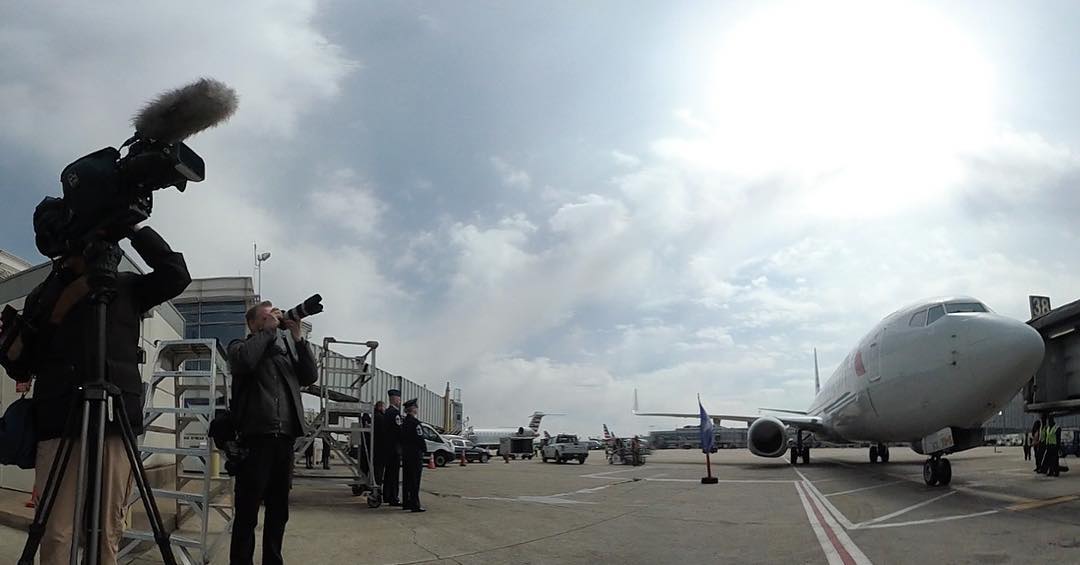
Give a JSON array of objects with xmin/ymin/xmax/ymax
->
[{"xmin": 808, "ymin": 297, "xmax": 1044, "ymax": 446}]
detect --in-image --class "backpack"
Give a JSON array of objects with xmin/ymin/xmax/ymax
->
[{"xmin": 0, "ymin": 397, "xmax": 37, "ymax": 469}]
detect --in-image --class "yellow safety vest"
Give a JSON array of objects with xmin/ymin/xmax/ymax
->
[{"xmin": 1045, "ymin": 425, "xmax": 1060, "ymax": 446}]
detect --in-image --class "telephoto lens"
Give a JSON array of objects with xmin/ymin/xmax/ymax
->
[{"xmin": 282, "ymin": 294, "xmax": 323, "ymax": 322}]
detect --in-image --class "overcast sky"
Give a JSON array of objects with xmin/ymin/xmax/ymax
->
[{"xmin": 3, "ymin": 1, "xmax": 1080, "ymax": 438}]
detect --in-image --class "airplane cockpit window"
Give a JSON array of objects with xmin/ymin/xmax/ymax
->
[
  {"xmin": 945, "ymin": 302, "xmax": 987, "ymax": 313},
  {"xmin": 909, "ymin": 309, "xmax": 928, "ymax": 327},
  {"xmin": 927, "ymin": 304, "xmax": 946, "ymax": 324}
]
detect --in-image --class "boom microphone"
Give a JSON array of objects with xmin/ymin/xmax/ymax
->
[{"xmin": 132, "ymin": 78, "xmax": 239, "ymax": 144}]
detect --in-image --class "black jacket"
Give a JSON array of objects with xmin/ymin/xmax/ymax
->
[
  {"xmin": 22, "ymin": 227, "xmax": 190, "ymax": 440},
  {"xmin": 372, "ymin": 410, "xmax": 388, "ymax": 453},
  {"xmin": 401, "ymin": 414, "xmax": 425, "ymax": 457},
  {"xmin": 383, "ymin": 404, "xmax": 402, "ymax": 455},
  {"xmin": 228, "ymin": 329, "xmax": 318, "ymax": 439}
]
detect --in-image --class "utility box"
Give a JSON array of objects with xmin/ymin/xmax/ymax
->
[{"xmin": 1026, "ymin": 296, "xmax": 1080, "ymax": 414}]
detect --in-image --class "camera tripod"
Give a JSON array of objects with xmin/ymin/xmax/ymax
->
[{"xmin": 19, "ymin": 239, "xmax": 176, "ymax": 565}]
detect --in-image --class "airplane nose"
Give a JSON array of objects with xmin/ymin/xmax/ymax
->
[{"xmin": 966, "ymin": 316, "xmax": 1045, "ymax": 385}]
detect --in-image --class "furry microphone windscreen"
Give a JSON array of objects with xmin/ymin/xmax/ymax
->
[{"xmin": 132, "ymin": 78, "xmax": 239, "ymax": 144}]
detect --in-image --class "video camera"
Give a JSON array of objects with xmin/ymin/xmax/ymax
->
[{"xmin": 34, "ymin": 78, "xmax": 238, "ymax": 258}]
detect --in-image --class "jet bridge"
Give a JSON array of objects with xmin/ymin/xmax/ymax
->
[{"xmin": 1025, "ymin": 296, "xmax": 1080, "ymax": 415}]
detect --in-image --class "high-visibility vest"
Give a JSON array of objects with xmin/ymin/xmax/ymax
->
[{"xmin": 1045, "ymin": 425, "xmax": 1060, "ymax": 446}]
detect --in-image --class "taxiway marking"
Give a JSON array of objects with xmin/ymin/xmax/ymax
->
[{"xmin": 796, "ymin": 482, "xmax": 873, "ymax": 565}]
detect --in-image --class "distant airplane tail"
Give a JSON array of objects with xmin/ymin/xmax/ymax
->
[
  {"xmin": 603, "ymin": 424, "xmax": 615, "ymax": 443},
  {"xmin": 814, "ymin": 348, "xmax": 821, "ymax": 395}
]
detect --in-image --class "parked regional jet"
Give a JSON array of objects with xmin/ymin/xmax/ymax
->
[
  {"xmin": 466, "ymin": 412, "xmax": 562, "ymax": 450},
  {"xmin": 635, "ymin": 297, "xmax": 1044, "ymax": 486}
]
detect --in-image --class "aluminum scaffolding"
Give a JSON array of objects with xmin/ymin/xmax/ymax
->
[
  {"xmin": 293, "ymin": 337, "xmax": 383, "ymax": 507},
  {"xmin": 119, "ymin": 339, "xmax": 234, "ymax": 564}
]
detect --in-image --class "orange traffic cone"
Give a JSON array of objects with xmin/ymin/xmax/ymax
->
[
  {"xmin": 25, "ymin": 487, "xmax": 37, "ymax": 509},
  {"xmin": 459, "ymin": 452, "xmax": 467, "ymax": 466},
  {"xmin": 427, "ymin": 455, "xmax": 436, "ymax": 470}
]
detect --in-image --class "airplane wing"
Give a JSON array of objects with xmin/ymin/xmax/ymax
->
[
  {"xmin": 758, "ymin": 408, "xmax": 808, "ymax": 415},
  {"xmin": 633, "ymin": 411, "xmax": 825, "ymax": 432}
]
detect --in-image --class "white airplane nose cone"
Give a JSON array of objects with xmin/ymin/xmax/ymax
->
[
  {"xmin": 1014, "ymin": 322, "xmax": 1045, "ymax": 374},
  {"xmin": 968, "ymin": 317, "xmax": 1044, "ymax": 387}
]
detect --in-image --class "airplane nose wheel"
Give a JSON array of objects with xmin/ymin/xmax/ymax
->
[
  {"xmin": 869, "ymin": 444, "xmax": 890, "ymax": 464},
  {"xmin": 923, "ymin": 456, "xmax": 952, "ymax": 486}
]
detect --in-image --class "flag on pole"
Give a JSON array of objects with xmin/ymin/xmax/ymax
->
[{"xmin": 699, "ymin": 395, "xmax": 715, "ymax": 453}]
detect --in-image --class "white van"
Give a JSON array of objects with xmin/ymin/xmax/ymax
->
[{"xmin": 420, "ymin": 423, "xmax": 457, "ymax": 467}]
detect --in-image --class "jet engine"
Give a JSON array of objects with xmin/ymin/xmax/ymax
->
[{"xmin": 747, "ymin": 416, "xmax": 789, "ymax": 458}]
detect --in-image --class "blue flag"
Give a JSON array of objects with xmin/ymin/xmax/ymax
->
[{"xmin": 699, "ymin": 396, "xmax": 715, "ymax": 453}]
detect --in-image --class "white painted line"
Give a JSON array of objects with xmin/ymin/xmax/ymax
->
[
  {"xmin": 854, "ymin": 491, "xmax": 957, "ymax": 528},
  {"xmin": 856, "ymin": 509, "xmax": 1000, "ymax": 530},
  {"xmin": 580, "ymin": 469, "xmax": 637, "ymax": 480},
  {"xmin": 825, "ymin": 481, "xmax": 905, "ymax": 498},
  {"xmin": 580, "ymin": 469, "xmax": 795, "ymax": 484},
  {"xmin": 462, "ymin": 495, "xmax": 595, "ymax": 505},
  {"xmin": 795, "ymin": 483, "xmax": 847, "ymax": 565},
  {"xmin": 796, "ymin": 482, "xmax": 874, "ymax": 565},
  {"xmin": 791, "ymin": 466, "xmax": 857, "ymax": 530}
]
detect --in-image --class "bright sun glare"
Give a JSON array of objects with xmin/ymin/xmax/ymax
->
[{"xmin": 677, "ymin": 1, "xmax": 998, "ymax": 218}]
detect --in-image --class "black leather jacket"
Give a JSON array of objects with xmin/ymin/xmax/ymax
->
[
  {"xmin": 228, "ymin": 329, "xmax": 318, "ymax": 439},
  {"xmin": 20, "ymin": 227, "xmax": 190, "ymax": 440}
]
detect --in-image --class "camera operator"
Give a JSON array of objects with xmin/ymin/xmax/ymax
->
[
  {"xmin": 8, "ymin": 224, "xmax": 189, "ymax": 565},
  {"xmin": 227, "ymin": 301, "xmax": 318, "ymax": 565}
]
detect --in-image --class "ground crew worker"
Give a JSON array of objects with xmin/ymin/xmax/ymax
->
[
  {"xmin": 1045, "ymin": 416, "xmax": 1061, "ymax": 477},
  {"xmin": 1033, "ymin": 419, "xmax": 1044, "ymax": 473},
  {"xmin": 401, "ymin": 398, "xmax": 426, "ymax": 512},
  {"xmin": 1022, "ymin": 425, "xmax": 1032, "ymax": 461},
  {"xmin": 382, "ymin": 389, "xmax": 403, "ymax": 505}
]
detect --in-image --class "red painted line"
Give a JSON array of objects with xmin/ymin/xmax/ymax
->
[{"xmin": 803, "ymin": 482, "xmax": 857, "ymax": 565}]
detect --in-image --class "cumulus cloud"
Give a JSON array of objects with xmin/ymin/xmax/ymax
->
[{"xmin": 491, "ymin": 156, "xmax": 531, "ymax": 190}]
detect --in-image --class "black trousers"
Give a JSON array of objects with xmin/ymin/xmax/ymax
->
[
  {"xmin": 382, "ymin": 450, "xmax": 401, "ymax": 503},
  {"xmin": 1048, "ymin": 446, "xmax": 1060, "ymax": 477},
  {"xmin": 1023, "ymin": 445, "xmax": 1031, "ymax": 460},
  {"xmin": 402, "ymin": 450, "xmax": 424, "ymax": 509},
  {"xmin": 231, "ymin": 435, "xmax": 295, "ymax": 565},
  {"xmin": 1036, "ymin": 445, "xmax": 1046, "ymax": 472}
]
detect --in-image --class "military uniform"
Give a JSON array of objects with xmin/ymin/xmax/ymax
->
[
  {"xmin": 381, "ymin": 391, "xmax": 403, "ymax": 505},
  {"xmin": 401, "ymin": 399, "xmax": 426, "ymax": 512}
]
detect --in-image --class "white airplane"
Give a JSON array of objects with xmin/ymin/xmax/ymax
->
[
  {"xmin": 466, "ymin": 412, "xmax": 562, "ymax": 450},
  {"xmin": 635, "ymin": 297, "xmax": 1044, "ymax": 486}
]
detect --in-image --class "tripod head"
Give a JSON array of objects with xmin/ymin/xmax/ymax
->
[{"xmin": 81, "ymin": 238, "xmax": 123, "ymax": 304}]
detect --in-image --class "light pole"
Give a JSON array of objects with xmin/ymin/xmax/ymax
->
[{"xmin": 254, "ymin": 242, "xmax": 271, "ymax": 300}]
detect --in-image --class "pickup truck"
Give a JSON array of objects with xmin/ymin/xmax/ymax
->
[{"xmin": 541, "ymin": 434, "xmax": 589, "ymax": 464}]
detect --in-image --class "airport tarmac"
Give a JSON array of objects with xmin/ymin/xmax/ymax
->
[{"xmin": 2, "ymin": 446, "xmax": 1079, "ymax": 563}]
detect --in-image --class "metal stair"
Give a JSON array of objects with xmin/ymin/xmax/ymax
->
[{"xmin": 119, "ymin": 339, "xmax": 234, "ymax": 565}]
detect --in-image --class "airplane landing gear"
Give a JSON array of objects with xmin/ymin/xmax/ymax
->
[
  {"xmin": 869, "ymin": 443, "xmax": 890, "ymax": 463},
  {"xmin": 791, "ymin": 431, "xmax": 811, "ymax": 465},
  {"xmin": 923, "ymin": 456, "xmax": 952, "ymax": 486}
]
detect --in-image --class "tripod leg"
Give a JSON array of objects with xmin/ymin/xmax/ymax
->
[
  {"xmin": 69, "ymin": 401, "xmax": 94, "ymax": 565},
  {"xmin": 17, "ymin": 435, "xmax": 78, "ymax": 565},
  {"xmin": 116, "ymin": 398, "xmax": 178, "ymax": 565},
  {"xmin": 86, "ymin": 399, "xmax": 108, "ymax": 565}
]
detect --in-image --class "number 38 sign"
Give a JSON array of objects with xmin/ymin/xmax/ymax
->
[{"xmin": 1029, "ymin": 296, "xmax": 1052, "ymax": 320}]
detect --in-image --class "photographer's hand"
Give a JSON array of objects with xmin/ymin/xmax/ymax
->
[{"xmin": 282, "ymin": 319, "xmax": 303, "ymax": 342}]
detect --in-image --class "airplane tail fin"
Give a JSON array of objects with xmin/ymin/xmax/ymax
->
[
  {"xmin": 527, "ymin": 412, "xmax": 546, "ymax": 432},
  {"xmin": 814, "ymin": 348, "xmax": 820, "ymax": 395}
]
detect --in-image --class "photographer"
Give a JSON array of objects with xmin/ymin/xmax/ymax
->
[
  {"xmin": 7, "ymin": 224, "xmax": 189, "ymax": 565},
  {"xmin": 228, "ymin": 301, "xmax": 318, "ymax": 565}
]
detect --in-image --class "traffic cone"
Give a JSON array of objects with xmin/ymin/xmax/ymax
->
[
  {"xmin": 459, "ymin": 451, "xmax": 467, "ymax": 466},
  {"xmin": 25, "ymin": 487, "xmax": 37, "ymax": 509},
  {"xmin": 427, "ymin": 455, "xmax": 436, "ymax": 470}
]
